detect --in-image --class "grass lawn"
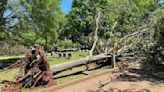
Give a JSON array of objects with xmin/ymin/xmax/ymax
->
[
  {"xmin": 0, "ymin": 69, "xmax": 19, "ymax": 90},
  {"xmin": 0, "ymin": 56, "xmax": 24, "ymax": 60}
]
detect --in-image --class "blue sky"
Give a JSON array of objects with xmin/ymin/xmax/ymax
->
[
  {"xmin": 59, "ymin": 0, "xmax": 164, "ymax": 14},
  {"xmin": 160, "ymin": 0, "xmax": 164, "ymax": 3},
  {"xmin": 60, "ymin": 0, "xmax": 73, "ymax": 14}
]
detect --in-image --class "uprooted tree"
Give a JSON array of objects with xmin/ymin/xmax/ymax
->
[
  {"xmin": 1, "ymin": 44, "xmax": 56, "ymax": 92},
  {"xmin": 1, "ymin": 12, "xmax": 162, "ymax": 92},
  {"xmin": 6, "ymin": 13, "xmax": 159, "ymax": 74},
  {"xmin": 1, "ymin": 2, "xmax": 163, "ymax": 91},
  {"xmin": 51, "ymin": 13, "xmax": 159, "ymax": 74}
]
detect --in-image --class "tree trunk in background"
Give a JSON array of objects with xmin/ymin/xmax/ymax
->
[{"xmin": 45, "ymin": 36, "xmax": 48, "ymax": 51}]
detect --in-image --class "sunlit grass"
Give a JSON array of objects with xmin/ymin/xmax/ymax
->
[
  {"xmin": 0, "ymin": 69, "xmax": 19, "ymax": 90},
  {"xmin": 0, "ymin": 56, "xmax": 24, "ymax": 60},
  {"xmin": 0, "ymin": 69, "xmax": 18, "ymax": 81},
  {"xmin": 22, "ymin": 88, "xmax": 32, "ymax": 92}
]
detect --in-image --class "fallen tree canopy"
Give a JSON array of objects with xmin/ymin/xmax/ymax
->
[{"xmin": 51, "ymin": 17, "xmax": 156, "ymax": 74}]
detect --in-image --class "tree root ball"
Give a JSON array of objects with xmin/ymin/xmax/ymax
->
[{"xmin": 1, "ymin": 44, "xmax": 57, "ymax": 92}]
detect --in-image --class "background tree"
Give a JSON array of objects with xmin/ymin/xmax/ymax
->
[
  {"xmin": 63, "ymin": 0, "xmax": 108, "ymax": 49},
  {"xmin": 21, "ymin": 0, "xmax": 65, "ymax": 51},
  {"xmin": 63, "ymin": 0, "xmax": 160, "ymax": 53},
  {"xmin": 0, "ymin": 0, "xmax": 24, "ymax": 43},
  {"xmin": 0, "ymin": 0, "xmax": 65, "ymax": 55}
]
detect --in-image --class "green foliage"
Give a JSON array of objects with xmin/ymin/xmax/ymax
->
[
  {"xmin": 64, "ymin": 0, "xmax": 159, "ymax": 49},
  {"xmin": 0, "ymin": 0, "xmax": 66, "ymax": 52},
  {"xmin": 63, "ymin": 0, "xmax": 107, "ymax": 42},
  {"xmin": 21, "ymin": 0, "xmax": 65, "ymax": 50},
  {"xmin": 0, "ymin": 0, "xmax": 23, "ymax": 41},
  {"xmin": 155, "ymin": 13, "xmax": 164, "ymax": 47},
  {"xmin": 58, "ymin": 39, "xmax": 74, "ymax": 48}
]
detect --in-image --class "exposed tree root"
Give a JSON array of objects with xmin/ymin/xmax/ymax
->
[{"xmin": 1, "ymin": 44, "xmax": 56, "ymax": 92}]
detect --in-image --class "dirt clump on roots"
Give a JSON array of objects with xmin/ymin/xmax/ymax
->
[{"xmin": 1, "ymin": 44, "xmax": 56, "ymax": 92}]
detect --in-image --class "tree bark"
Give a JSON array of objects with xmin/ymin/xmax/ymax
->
[
  {"xmin": 89, "ymin": 11, "xmax": 101, "ymax": 56},
  {"xmin": 51, "ymin": 53, "xmax": 111, "ymax": 74}
]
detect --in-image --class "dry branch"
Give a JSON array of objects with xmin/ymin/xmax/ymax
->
[{"xmin": 89, "ymin": 11, "xmax": 101, "ymax": 56}]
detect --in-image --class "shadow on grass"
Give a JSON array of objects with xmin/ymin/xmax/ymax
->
[
  {"xmin": 53, "ymin": 65, "xmax": 104, "ymax": 80},
  {"xmin": 0, "ymin": 58, "xmax": 20, "ymax": 69},
  {"xmin": 54, "ymin": 71, "xmax": 83, "ymax": 79}
]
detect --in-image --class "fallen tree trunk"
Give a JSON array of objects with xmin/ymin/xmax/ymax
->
[
  {"xmin": 51, "ymin": 53, "xmax": 111, "ymax": 74},
  {"xmin": 50, "ymin": 52, "xmax": 139, "ymax": 74}
]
